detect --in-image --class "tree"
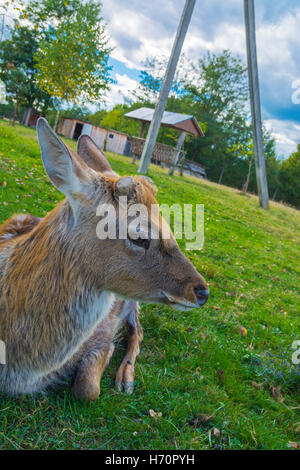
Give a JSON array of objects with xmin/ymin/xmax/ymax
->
[
  {"xmin": 278, "ymin": 144, "xmax": 300, "ymax": 208},
  {"xmin": 227, "ymin": 140, "xmax": 254, "ymax": 192},
  {"xmin": 0, "ymin": 25, "xmax": 53, "ymax": 124},
  {"xmin": 132, "ymin": 55, "xmax": 189, "ymax": 103},
  {"xmin": 31, "ymin": 0, "xmax": 112, "ymax": 129},
  {"xmin": 132, "ymin": 51, "xmax": 282, "ymax": 193},
  {"xmin": 182, "ymin": 50, "xmax": 250, "ymax": 174}
]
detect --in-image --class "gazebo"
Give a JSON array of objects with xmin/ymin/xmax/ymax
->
[{"xmin": 125, "ymin": 107, "xmax": 204, "ymax": 170}]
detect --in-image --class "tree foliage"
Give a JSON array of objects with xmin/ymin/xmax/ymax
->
[
  {"xmin": 0, "ymin": 26, "xmax": 53, "ymax": 116},
  {"xmin": 133, "ymin": 50, "xmax": 285, "ymax": 198},
  {"xmin": 32, "ymin": 0, "xmax": 112, "ymax": 104},
  {"xmin": 278, "ymin": 144, "xmax": 300, "ymax": 208}
]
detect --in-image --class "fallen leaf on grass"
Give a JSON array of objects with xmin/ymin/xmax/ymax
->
[
  {"xmin": 149, "ymin": 409, "xmax": 162, "ymax": 419},
  {"xmin": 213, "ymin": 428, "xmax": 221, "ymax": 437},
  {"xmin": 2, "ymin": 181, "xmax": 7, "ymax": 188},
  {"xmin": 226, "ymin": 292, "xmax": 235, "ymax": 297},
  {"xmin": 270, "ymin": 386, "xmax": 285, "ymax": 403},
  {"xmin": 239, "ymin": 326, "xmax": 248, "ymax": 336},
  {"xmin": 288, "ymin": 442, "xmax": 299, "ymax": 449}
]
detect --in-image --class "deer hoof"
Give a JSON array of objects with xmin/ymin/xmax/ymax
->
[
  {"xmin": 124, "ymin": 381, "xmax": 134, "ymax": 395},
  {"xmin": 116, "ymin": 380, "xmax": 124, "ymax": 392},
  {"xmin": 115, "ymin": 380, "xmax": 134, "ymax": 394}
]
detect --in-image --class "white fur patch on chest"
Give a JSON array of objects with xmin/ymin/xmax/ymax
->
[
  {"xmin": 72, "ymin": 290, "xmax": 115, "ymax": 337},
  {"xmin": 51, "ymin": 290, "xmax": 116, "ymax": 371}
]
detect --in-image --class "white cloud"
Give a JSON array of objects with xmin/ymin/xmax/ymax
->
[
  {"xmin": 102, "ymin": 1, "xmax": 300, "ymax": 158},
  {"xmin": 265, "ymin": 119, "xmax": 299, "ymax": 158},
  {"xmin": 5, "ymin": 0, "xmax": 299, "ymax": 157},
  {"xmin": 102, "ymin": 6, "xmax": 175, "ymax": 69},
  {"xmin": 104, "ymin": 73, "xmax": 139, "ymax": 109}
]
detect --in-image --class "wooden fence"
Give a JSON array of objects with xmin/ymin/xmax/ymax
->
[{"xmin": 129, "ymin": 136, "xmax": 185, "ymax": 167}]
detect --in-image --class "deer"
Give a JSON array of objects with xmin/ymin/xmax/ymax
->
[{"xmin": 0, "ymin": 118, "xmax": 209, "ymax": 401}]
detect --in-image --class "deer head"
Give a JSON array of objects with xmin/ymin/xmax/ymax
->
[{"xmin": 37, "ymin": 119, "xmax": 209, "ymax": 311}]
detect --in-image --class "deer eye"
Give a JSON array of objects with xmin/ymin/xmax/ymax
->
[{"xmin": 128, "ymin": 235, "xmax": 150, "ymax": 250}]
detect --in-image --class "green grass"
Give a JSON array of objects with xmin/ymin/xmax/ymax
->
[{"xmin": 0, "ymin": 119, "xmax": 299, "ymax": 450}]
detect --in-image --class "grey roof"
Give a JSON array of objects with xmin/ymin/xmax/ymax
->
[
  {"xmin": 125, "ymin": 107, "xmax": 204, "ymax": 137},
  {"xmin": 184, "ymin": 160, "xmax": 206, "ymax": 174}
]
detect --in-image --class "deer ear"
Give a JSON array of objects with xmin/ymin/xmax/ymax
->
[
  {"xmin": 37, "ymin": 118, "xmax": 88, "ymax": 197},
  {"xmin": 77, "ymin": 134, "xmax": 115, "ymax": 175},
  {"xmin": 137, "ymin": 175, "xmax": 158, "ymax": 195}
]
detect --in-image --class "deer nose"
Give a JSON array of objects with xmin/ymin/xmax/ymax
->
[{"xmin": 194, "ymin": 287, "xmax": 209, "ymax": 306}]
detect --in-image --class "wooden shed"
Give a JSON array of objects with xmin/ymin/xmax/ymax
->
[
  {"xmin": 58, "ymin": 117, "xmax": 131, "ymax": 155},
  {"xmin": 22, "ymin": 107, "xmax": 41, "ymax": 127}
]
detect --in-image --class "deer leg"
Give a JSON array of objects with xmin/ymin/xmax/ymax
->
[
  {"xmin": 115, "ymin": 303, "xmax": 143, "ymax": 395},
  {"xmin": 73, "ymin": 343, "xmax": 115, "ymax": 401},
  {"xmin": 72, "ymin": 300, "xmax": 124, "ymax": 401}
]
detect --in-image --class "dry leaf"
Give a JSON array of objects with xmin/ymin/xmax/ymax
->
[
  {"xmin": 2, "ymin": 181, "xmax": 7, "ymax": 188},
  {"xmin": 213, "ymin": 427, "xmax": 221, "ymax": 437},
  {"xmin": 239, "ymin": 325, "xmax": 248, "ymax": 336},
  {"xmin": 271, "ymin": 386, "xmax": 285, "ymax": 403},
  {"xmin": 149, "ymin": 409, "xmax": 162, "ymax": 419},
  {"xmin": 288, "ymin": 442, "xmax": 299, "ymax": 449}
]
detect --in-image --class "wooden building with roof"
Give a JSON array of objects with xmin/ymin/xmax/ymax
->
[
  {"xmin": 125, "ymin": 107, "xmax": 205, "ymax": 174},
  {"xmin": 125, "ymin": 106, "xmax": 204, "ymax": 138},
  {"xmin": 58, "ymin": 117, "xmax": 131, "ymax": 155}
]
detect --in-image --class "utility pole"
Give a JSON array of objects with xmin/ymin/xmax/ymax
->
[
  {"xmin": 244, "ymin": 0, "xmax": 269, "ymax": 209},
  {"xmin": 138, "ymin": 0, "xmax": 196, "ymax": 174}
]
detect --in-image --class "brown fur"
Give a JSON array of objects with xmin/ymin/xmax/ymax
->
[{"xmin": 0, "ymin": 119, "xmax": 208, "ymax": 399}]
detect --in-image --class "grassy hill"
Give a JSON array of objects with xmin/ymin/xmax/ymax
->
[{"xmin": 0, "ymin": 119, "xmax": 299, "ymax": 450}]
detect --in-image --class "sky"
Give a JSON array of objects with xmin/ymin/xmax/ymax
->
[{"xmin": 100, "ymin": 0, "xmax": 300, "ymax": 159}]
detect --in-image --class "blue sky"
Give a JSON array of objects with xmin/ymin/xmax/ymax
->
[{"xmin": 101, "ymin": 0, "xmax": 300, "ymax": 158}]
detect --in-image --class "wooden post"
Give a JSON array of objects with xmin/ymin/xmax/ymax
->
[
  {"xmin": 138, "ymin": 0, "xmax": 196, "ymax": 174},
  {"xmin": 272, "ymin": 188, "xmax": 278, "ymax": 201},
  {"xmin": 244, "ymin": 0, "xmax": 269, "ymax": 209},
  {"xmin": 169, "ymin": 131, "xmax": 186, "ymax": 175},
  {"xmin": 132, "ymin": 122, "xmax": 147, "ymax": 164},
  {"xmin": 139, "ymin": 121, "xmax": 146, "ymax": 138},
  {"xmin": 218, "ymin": 167, "xmax": 225, "ymax": 185}
]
